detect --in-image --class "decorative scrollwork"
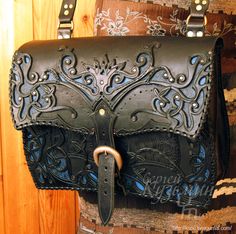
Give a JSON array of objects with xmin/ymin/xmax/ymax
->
[
  {"xmin": 130, "ymin": 53, "xmax": 212, "ymax": 134},
  {"xmin": 11, "ymin": 52, "xmax": 77, "ymax": 123},
  {"xmin": 23, "ymin": 126, "xmax": 98, "ymax": 189},
  {"xmin": 23, "ymin": 123, "xmax": 215, "ymax": 208},
  {"xmin": 116, "ymin": 127, "xmax": 215, "ymax": 207},
  {"xmin": 10, "ymin": 41, "xmax": 213, "ymax": 138}
]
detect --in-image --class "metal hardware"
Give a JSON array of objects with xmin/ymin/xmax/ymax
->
[
  {"xmin": 186, "ymin": 0, "xmax": 209, "ymax": 37},
  {"xmin": 58, "ymin": 0, "xmax": 77, "ymax": 39},
  {"xmin": 57, "ymin": 21, "xmax": 74, "ymax": 31},
  {"xmin": 186, "ymin": 15, "xmax": 207, "ymax": 27},
  {"xmin": 93, "ymin": 146, "xmax": 123, "ymax": 170},
  {"xmin": 99, "ymin": 108, "xmax": 105, "ymax": 116}
]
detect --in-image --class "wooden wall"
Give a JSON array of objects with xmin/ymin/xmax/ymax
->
[{"xmin": 0, "ymin": 0, "xmax": 95, "ymax": 233}]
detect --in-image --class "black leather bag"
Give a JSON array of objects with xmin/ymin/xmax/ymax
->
[{"xmin": 10, "ymin": 0, "xmax": 229, "ymax": 225}]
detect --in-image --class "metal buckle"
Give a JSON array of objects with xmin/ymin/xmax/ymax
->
[
  {"xmin": 57, "ymin": 21, "xmax": 74, "ymax": 31},
  {"xmin": 186, "ymin": 15, "xmax": 207, "ymax": 26},
  {"xmin": 93, "ymin": 146, "xmax": 123, "ymax": 170}
]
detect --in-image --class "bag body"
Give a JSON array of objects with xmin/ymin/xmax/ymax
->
[{"xmin": 10, "ymin": 36, "xmax": 229, "ymax": 223}]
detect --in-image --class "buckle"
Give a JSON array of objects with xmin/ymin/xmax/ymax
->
[
  {"xmin": 93, "ymin": 146, "xmax": 123, "ymax": 170},
  {"xmin": 186, "ymin": 15, "xmax": 207, "ymax": 26},
  {"xmin": 57, "ymin": 21, "xmax": 74, "ymax": 31}
]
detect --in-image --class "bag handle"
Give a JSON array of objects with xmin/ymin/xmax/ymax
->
[{"xmin": 58, "ymin": 0, "xmax": 209, "ymax": 39}]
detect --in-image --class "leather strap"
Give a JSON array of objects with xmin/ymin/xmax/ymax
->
[
  {"xmin": 58, "ymin": 0, "xmax": 77, "ymax": 39},
  {"xmin": 91, "ymin": 102, "xmax": 119, "ymax": 225},
  {"xmin": 98, "ymin": 155, "xmax": 115, "ymax": 225},
  {"xmin": 186, "ymin": 0, "xmax": 209, "ymax": 37}
]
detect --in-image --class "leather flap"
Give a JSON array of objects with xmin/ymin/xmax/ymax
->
[{"xmin": 10, "ymin": 36, "xmax": 222, "ymax": 138}]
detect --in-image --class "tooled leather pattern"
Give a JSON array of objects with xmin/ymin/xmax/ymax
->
[
  {"xmin": 23, "ymin": 124, "xmax": 215, "ymax": 208},
  {"xmin": 10, "ymin": 41, "xmax": 213, "ymax": 138}
]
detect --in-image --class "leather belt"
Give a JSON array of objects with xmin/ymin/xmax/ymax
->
[{"xmin": 91, "ymin": 102, "xmax": 122, "ymax": 225}]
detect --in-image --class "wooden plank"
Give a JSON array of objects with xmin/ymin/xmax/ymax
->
[
  {"xmin": 32, "ymin": 0, "xmax": 59, "ymax": 40},
  {"xmin": 0, "ymin": 0, "xmax": 40, "ymax": 234},
  {"xmin": 0, "ymin": 107, "xmax": 5, "ymax": 232},
  {"xmin": 0, "ymin": 134, "xmax": 5, "ymax": 234},
  {"xmin": 74, "ymin": 0, "xmax": 96, "ymax": 37},
  {"xmin": 0, "ymin": 2, "xmax": 7, "ymax": 230},
  {"xmin": 75, "ymin": 192, "xmax": 80, "ymax": 232},
  {"xmin": 39, "ymin": 191, "xmax": 77, "ymax": 234},
  {"xmin": 33, "ymin": 0, "xmax": 96, "ymax": 39}
]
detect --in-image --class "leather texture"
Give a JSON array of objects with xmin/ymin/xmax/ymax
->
[
  {"xmin": 98, "ymin": 155, "xmax": 115, "ymax": 225},
  {"xmin": 59, "ymin": 0, "xmax": 77, "ymax": 23},
  {"xmin": 10, "ymin": 36, "xmax": 229, "ymax": 225},
  {"xmin": 10, "ymin": 37, "xmax": 219, "ymax": 138},
  {"xmin": 186, "ymin": 0, "xmax": 209, "ymax": 37},
  {"xmin": 58, "ymin": 0, "xmax": 77, "ymax": 38},
  {"xmin": 93, "ymin": 102, "xmax": 117, "ymax": 224}
]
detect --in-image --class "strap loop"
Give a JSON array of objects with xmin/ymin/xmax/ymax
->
[
  {"xmin": 58, "ymin": 0, "xmax": 77, "ymax": 39},
  {"xmin": 186, "ymin": 0, "xmax": 209, "ymax": 37}
]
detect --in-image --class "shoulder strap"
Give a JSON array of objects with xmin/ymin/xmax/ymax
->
[
  {"xmin": 58, "ymin": 0, "xmax": 209, "ymax": 39},
  {"xmin": 58, "ymin": 0, "xmax": 77, "ymax": 39},
  {"xmin": 186, "ymin": 0, "xmax": 209, "ymax": 37}
]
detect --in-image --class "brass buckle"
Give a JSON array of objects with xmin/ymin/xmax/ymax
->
[{"xmin": 93, "ymin": 146, "xmax": 123, "ymax": 170}]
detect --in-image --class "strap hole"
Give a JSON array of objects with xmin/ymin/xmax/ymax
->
[
  {"xmin": 104, "ymin": 178, "xmax": 108, "ymax": 183},
  {"xmin": 104, "ymin": 191, "xmax": 107, "ymax": 195},
  {"xmin": 105, "ymin": 166, "xmax": 108, "ymax": 170}
]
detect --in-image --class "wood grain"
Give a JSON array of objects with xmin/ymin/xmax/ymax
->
[
  {"xmin": 0, "ymin": 3, "xmax": 10, "ymax": 234},
  {"xmin": 0, "ymin": 1, "xmax": 40, "ymax": 234},
  {"xmin": 33, "ymin": 0, "xmax": 60, "ymax": 40},
  {"xmin": 39, "ymin": 191, "xmax": 77, "ymax": 234},
  {"xmin": 0, "ymin": 110, "xmax": 5, "ymax": 234},
  {"xmin": 74, "ymin": 0, "xmax": 96, "ymax": 37}
]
